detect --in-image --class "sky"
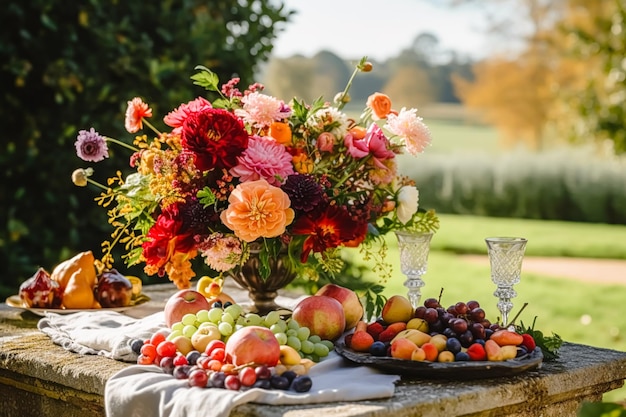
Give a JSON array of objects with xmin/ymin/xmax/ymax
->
[{"xmin": 270, "ymin": 0, "xmax": 494, "ymax": 61}]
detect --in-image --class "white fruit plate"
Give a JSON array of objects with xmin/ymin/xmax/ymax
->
[
  {"xmin": 5, "ymin": 293, "xmax": 150, "ymax": 316},
  {"xmin": 335, "ymin": 343, "xmax": 544, "ymax": 380}
]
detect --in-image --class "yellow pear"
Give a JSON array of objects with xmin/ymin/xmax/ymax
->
[
  {"xmin": 62, "ymin": 268, "xmax": 95, "ymax": 309},
  {"xmin": 51, "ymin": 251, "xmax": 96, "ymax": 290},
  {"xmin": 391, "ymin": 329, "xmax": 431, "ymax": 347}
]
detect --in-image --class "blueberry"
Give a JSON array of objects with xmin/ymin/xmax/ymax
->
[
  {"xmin": 130, "ymin": 339, "xmax": 144, "ymax": 355},
  {"xmin": 446, "ymin": 337, "xmax": 462, "ymax": 354},
  {"xmin": 223, "ymin": 301, "xmax": 233, "ymax": 308},
  {"xmin": 212, "ymin": 301, "xmax": 223, "ymax": 309},
  {"xmin": 291, "ymin": 375, "xmax": 313, "ymax": 392},
  {"xmin": 369, "ymin": 341, "xmax": 388, "ymax": 357}
]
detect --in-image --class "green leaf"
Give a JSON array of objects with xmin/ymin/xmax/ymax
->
[
  {"xmin": 197, "ymin": 187, "xmax": 216, "ymax": 208},
  {"xmin": 191, "ymin": 66, "xmax": 220, "ymax": 91},
  {"xmin": 258, "ymin": 246, "xmax": 270, "ymax": 280}
]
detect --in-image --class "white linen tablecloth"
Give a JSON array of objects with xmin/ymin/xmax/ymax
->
[{"xmin": 38, "ymin": 310, "xmax": 400, "ymax": 417}]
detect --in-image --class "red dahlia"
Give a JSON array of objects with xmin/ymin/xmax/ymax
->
[{"xmin": 181, "ymin": 108, "xmax": 248, "ymax": 172}]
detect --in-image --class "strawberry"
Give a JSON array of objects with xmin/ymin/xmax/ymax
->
[
  {"xmin": 366, "ymin": 322, "xmax": 385, "ymax": 340},
  {"xmin": 521, "ymin": 333, "xmax": 536, "ymax": 351},
  {"xmin": 467, "ymin": 343, "xmax": 487, "ymax": 361}
]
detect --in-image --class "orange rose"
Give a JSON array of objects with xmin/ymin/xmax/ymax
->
[
  {"xmin": 268, "ymin": 121, "xmax": 292, "ymax": 145},
  {"xmin": 220, "ymin": 179, "xmax": 295, "ymax": 242},
  {"xmin": 366, "ymin": 92, "xmax": 392, "ymax": 120},
  {"xmin": 348, "ymin": 126, "xmax": 367, "ymax": 140}
]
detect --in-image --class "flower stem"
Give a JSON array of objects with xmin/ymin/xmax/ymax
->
[
  {"xmin": 336, "ymin": 57, "xmax": 368, "ymax": 111},
  {"xmin": 142, "ymin": 118, "xmax": 162, "ymax": 137},
  {"xmin": 87, "ymin": 178, "xmax": 110, "ymax": 192},
  {"xmin": 105, "ymin": 137, "xmax": 139, "ymax": 152}
]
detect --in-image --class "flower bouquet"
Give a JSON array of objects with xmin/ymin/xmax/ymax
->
[{"xmin": 73, "ymin": 57, "xmax": 438, "ymax": 316}]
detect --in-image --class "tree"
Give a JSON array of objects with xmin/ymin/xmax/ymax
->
[
  {"xmin": 555, "ymin": 0, "xmax": 626, "ymax": 153},
  {"xmin": 0, "ymin": 0, "xmax": 292, "ymax": 297}
]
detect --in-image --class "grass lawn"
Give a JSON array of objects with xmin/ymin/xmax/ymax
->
[{"xmin": 341, "ymin": 213, "xmax": 626, "ymax": 403}]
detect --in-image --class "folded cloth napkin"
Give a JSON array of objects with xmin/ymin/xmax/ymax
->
[
  {"xmin": 37, "ymin": 307, "xmax": 400, "ymax": 416},
  {"xmin": 105, "ymin": 351, "xmax": 400, "ymax": 417},
  {"xmin": 38, "ymin": 310, "xmax": 165, "ymax": 362}
]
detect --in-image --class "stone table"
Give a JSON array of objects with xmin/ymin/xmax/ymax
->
[{"xmin": 1, "ymin": 282, "xmax": 626, "ymax": 417}]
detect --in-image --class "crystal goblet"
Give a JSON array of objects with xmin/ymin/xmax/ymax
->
[
  {"xmin": 485, "ymin": 237, "xmax": 528, "ymax": 326},
  {"xmin": 395, "ymin": 231, "xmax": 433, "ymax": 309}
]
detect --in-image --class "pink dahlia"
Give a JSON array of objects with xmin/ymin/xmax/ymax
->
[
  {"xmin": 230, "ymin": 135, "xmax": 294, "ymax": 186},
  {"xmin": 164, "ymin": 97, "xmax": 212, "ymax": 132},
  {"xmin": 384, "ymin": 108, "xmax": 432, "ymax": 155},
  {"xmin": 234, "ymin": 92, "xmax": 292, "ymax": 129}
]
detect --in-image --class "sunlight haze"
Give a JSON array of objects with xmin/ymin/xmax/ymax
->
[{"xmin": 272, "ymin": 0, "xmax": 490, "ymax": 61}]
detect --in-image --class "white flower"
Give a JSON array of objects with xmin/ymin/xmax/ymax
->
[
  {"xmin": 396, "ymin": 185, "xmax": 419, "ymax": 224},
  {"xmin": 306, "ymin": 107, "xmax": 349, "ymax": 138}
]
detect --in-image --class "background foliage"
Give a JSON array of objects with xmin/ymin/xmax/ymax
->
[{"xmin": 0, "ymin": 0, "xmax": 292, "ymax": 297}]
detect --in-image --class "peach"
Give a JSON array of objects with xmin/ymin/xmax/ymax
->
[
  {"xmin": 410, "ymin": 347, "xmax": 426, "ymax": 361},
  {"xmin": 501, "ymin": 345, "xmax": 518, "ymax": 360},
  {"xmin": 390, "ymin": 337, "xmax": 418, "ymax": 360},
  {"xmin": 490, "ymin": 329, "xmax": 524, "ymax": 347},
  {"xmin": 438, "ymin": 350, "xmax": 455, "ymax": 362},
  {"xmin": 421, "ymin": 342, "xmax": 439, "ymax": 362},
  {"xmin": 485, "ymin": 339, "xmax": 503, "ymax": 361},
  {"xmin": 350, "ymin": 331, "xmax": 375, "ymax": 352},
  {"xmin": 315, "ymin": 284, "xmax": 364, "ymax": 331},
  {"xmin": 381, "ymin": 295, "xmax": 414, "ymax": 324},
  {"xmin": 430, "ymin": 334, "xmax": 448, "ymax": 352}
]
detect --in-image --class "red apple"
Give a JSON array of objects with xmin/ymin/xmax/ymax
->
[
  {"xmin": 224, "ymin": 325, "xmax": 280, "ymax": 366},
  {"xmin": 163, "ymin": 289, "xmax": 211, "ymax": 328},
  {"xmin": 315, "ymin": 283, "xmax": 364, "ymax": 330},
  {"xmin": 292, "ymin": 295, "xmax": 346, "ymax": 341}
]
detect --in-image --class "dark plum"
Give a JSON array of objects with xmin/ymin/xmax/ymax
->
[{"xmin": 291, "ymin": 375, "xmax": 313, "ymax": 392}]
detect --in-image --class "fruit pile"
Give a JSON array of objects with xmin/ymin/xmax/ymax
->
[
  {"xmin": 345, "ymin": 294, "xmax": 537, "ymax": 363},
  {"xmin": 18, "ymin": 251, "xmax": 139, "ymax": 309},
  {"xmin": 135, "ymin": 300, "xmax": 336, "ymax": 392}
]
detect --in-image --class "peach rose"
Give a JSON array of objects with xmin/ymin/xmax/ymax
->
[
  {"xmin": 366, "ymin": 92, "xmax": 392, "ymax": 120},
  {"xmin": 220, "ymin": 179, "xmax": 295, "ymax": 242}
]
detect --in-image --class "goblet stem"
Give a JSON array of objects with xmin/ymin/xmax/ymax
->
[
  {"xmin": 494, "ymin": 286, "xmax": 517, "ymax": 326},
  {"xmin": 403, "ymin": 274, "xmax": 425, "ymax": 310}
]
